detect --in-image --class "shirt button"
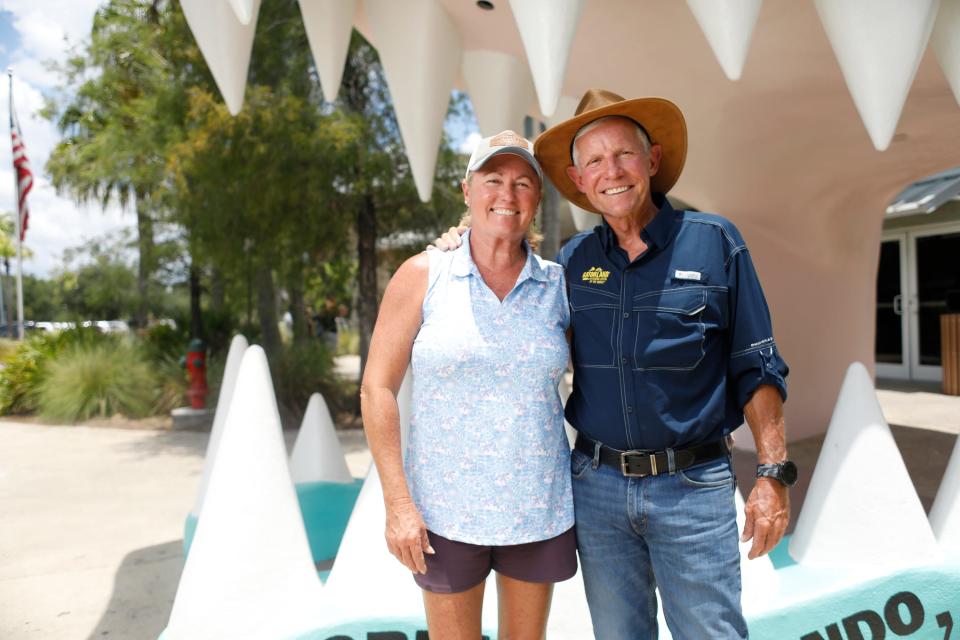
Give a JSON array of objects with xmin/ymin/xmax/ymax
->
[
  {"xmin": 626, "ymin": 406, "xmax": 633, "ymax": 413},
  {"xmin": 623, "ymin": 312, "xmax": 630, "ymax": 319},
  {"xmin": 621, "ymin": 357, "xmax": 628, "ymax": 365}
]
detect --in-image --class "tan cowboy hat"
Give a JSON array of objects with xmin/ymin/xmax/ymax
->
[{"xmin": 533, "ymin": 89, "xmax": 687, "ymax": 214}]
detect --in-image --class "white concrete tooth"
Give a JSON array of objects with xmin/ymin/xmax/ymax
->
[
  {"xmin": 789, "ymin": 362, "xmax": 940, "ymax": 568},
  {"xmin": 685, "ymin": 0, "xmax": 763, "ymax": 81},
  {"xmin": 289, "ymin": 393, "xmax": 353, "ymax": 484},
  {"xmin": 568, "ymin": 203, "xmax": 597, "ymax": 232},
  {"xmin": 227, "ymin": 0, "xmax": 259, "ymax": 25},
  {"xmin": 734, "ymin": 489, "xmax": 780, "ymax": 614},
  {"xmin": 397, "ymin": 367, "xmax": 413, "ymax": 457},
  {"xmin": 543, "ymin": 95, "xmax": 579, "ymax": 128},
  {"xmin": 929, "ymin": 435, "xmax": 960, "ymax": 555},
  {"xmin": 933, "ymin": 0, "xmax": 960, "ymax": 106},
  {"xmin": 364, "ymin": 0, "xmax": 462, "ymax": 202},
  {"xmin": 558, "ymin": 375, "xmax": 576, "ymax": 448},
  {"xmin": 298, "ymin": 0, "xmax": 357, "ymax": 103},
  {"xmin": 191, "ymin": 334, "xmax": 249, "ymax": 518},
  {"xmin": 508, "ymin": 0, "xmax": 585, "ymax": 118},
  {"xmin": 813, "ymin": 0, "xmax": 940, "ymax": 151},
  {"xmin": 164, "ymin": 346, "xmax": 324, "ymax": 639},
  {"xmin": 462, "ymin": 51, "xmax": 536, "ymax": 136},
  {"xmin": 324, "ymin": 463, "xmax": 499, "ymax": 631},
  {"xmin": 180, "ymin": 0, "xmax": 259, "ymax": 115}
]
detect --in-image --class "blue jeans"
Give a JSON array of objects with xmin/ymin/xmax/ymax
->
[{"xmin": 571, "ymin": 447, "xmax": 747, "ymax": 639}]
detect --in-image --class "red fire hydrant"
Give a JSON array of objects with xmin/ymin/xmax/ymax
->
[{"xmin": 183, "ymin": 338, "xmax": 209, "ymax": 409}]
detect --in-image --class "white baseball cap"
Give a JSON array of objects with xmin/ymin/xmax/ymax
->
[{"xmin": 465, "ymin": 130, "xmax": 543, "ymax": 183}]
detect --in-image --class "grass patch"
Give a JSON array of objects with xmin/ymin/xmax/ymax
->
[{"xmin": 37, "ymin": 341, "xmax": 160, "ymax": 421}]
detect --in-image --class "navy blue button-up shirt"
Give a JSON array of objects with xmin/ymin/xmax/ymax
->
[{"xmin": 556, "ymin": 196, "xmax": 788, "ymax": 451}]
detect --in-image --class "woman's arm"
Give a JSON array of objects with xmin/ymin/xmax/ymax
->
[{"xmin": 359, "ymin": 252, "xmax": 433, "ymax": 574}]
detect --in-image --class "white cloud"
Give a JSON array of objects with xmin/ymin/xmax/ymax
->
[
  {"xmin": 0, "ymin": 0, "xmax": 134, "ymax": 277},
  {"xmin": 459, "ymin": 131, "xmax": 483, "ymax": 155}
]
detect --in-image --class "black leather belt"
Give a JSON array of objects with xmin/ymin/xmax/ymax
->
[{"xmin": 574, "ymin": 434, "xmax": 729, "ymax": 478}]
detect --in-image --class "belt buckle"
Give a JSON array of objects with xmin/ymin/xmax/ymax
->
[{"xmin": 620, "ymin": 451, "xmax": 658, "ymax": 477}]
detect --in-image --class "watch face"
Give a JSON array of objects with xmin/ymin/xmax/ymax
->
[{"xmin": 780, "ymin": 461, "xmax": 798, "ymax": 486}]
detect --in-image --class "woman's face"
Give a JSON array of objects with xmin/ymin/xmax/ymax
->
[{"xmin": 462, "ymin": 154, "xmax": 541, "ymax": 243}]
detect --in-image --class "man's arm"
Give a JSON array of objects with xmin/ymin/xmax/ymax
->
[{"xmin": 741, "ymin": 384, "xmax": 790, "ymax": 559}]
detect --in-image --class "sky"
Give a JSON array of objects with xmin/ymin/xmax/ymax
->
[{"xmin": 0, "ymin": 1, "xmax": 133, "ymax": 278}]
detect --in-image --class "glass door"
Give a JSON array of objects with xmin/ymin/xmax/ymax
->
[
  {"xmin": 876, "ymin": 234, "xmax": 909, "ymax": 379},
  {"xmin": 909, "ymin": 226, "xmax": 960, "ymax": 381}
]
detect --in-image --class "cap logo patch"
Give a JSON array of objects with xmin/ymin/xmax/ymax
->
[{"xmin": 490, "ymin": 131, "xmax": 528, "ymax": 149}]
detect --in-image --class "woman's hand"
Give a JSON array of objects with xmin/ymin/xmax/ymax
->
[{"xmin": 385, "ymin": 496, "xmax": 435, "ymax": 574}]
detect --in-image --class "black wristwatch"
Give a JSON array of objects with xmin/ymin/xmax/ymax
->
[{"xmin": 756, "ymin": 461, "xmax": 798, "ymax": 487}]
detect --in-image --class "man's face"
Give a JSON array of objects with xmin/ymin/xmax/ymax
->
[{"xmin": 565, "ymin": 118, "xmax": 662, "ymax": 221}]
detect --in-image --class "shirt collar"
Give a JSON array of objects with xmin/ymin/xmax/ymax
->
[
  {"xmin": 597, "ymin": 193, "xmax": 678, "ymax": 253},
  {"xmin": 450, "ymin": 228, "xmax": 547, "ymax": 283}
]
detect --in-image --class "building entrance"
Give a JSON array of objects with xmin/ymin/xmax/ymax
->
[{"xmin": 876, "ymin": 224, "xmax": 960, "ymax": 382}]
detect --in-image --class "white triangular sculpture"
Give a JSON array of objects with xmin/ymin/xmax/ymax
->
[
  {"xmin": 813, "ymin": 0, "xmax": 939, "ymax": 151},
  {"xmin": 929, "ymin": 435, "xmax": 960, "ymax": 555},
  {"xmin": 324, "ymin": 465, "xmax": 499, "ymax": 629},
  {"xmin": 547, "ymin": 571, "xmax": 595, "ymax": 638},
  {"xmin": 569, "ymin": 203, "xmax": 597, "ymax": 232},
  {"xmin": 462, "ymin": 51, "xmax": 536, "ymax": 136},
  {"xmin": 734, "ymin": 488, "xmax": 779, "ymax": 614},
  {"xmin": 933, "ymin": 0, "xmax": 960, "ymax": 106},
  {"xmin": 365, "ymin": 0, "xmax": 462, "ymax": 202},
  {"xmin": 508, "ymin": 0, "xmax": 585, "ymax": 118},
  {"xmin": 397, "ymin": 366, "xmax": 413, "ymax": 456},
  {"xmin": 299, "ymin": 0, "xmax": 357, "ymax": 103},
  {"xmin": 789, "ymin": 362, "xmax": 940, "ymax": 568},
  {"xmin": 227, "ymin": 0, "xmax": 259, "ymax": 25},
  {"xmin": 165, "ymin": 347, "xmax": 324, "ymax": 639},
  {"xmin": 685, "ymin": 0, "xmax": 763, "ymax": 81},
  {"xmin": 180, "ymin": 0, "xmax": 259, "ymax": 115},
  {"xmin": 289, "ymin": 393, "xmax": 353, "ymax": 484},
  {"xmin": 544, "ymin": 95, "xmax": 580, "ymax": 127},
  {"xmin": 191, "ymin": 334, "xmax": 249, "ymax": 518}
]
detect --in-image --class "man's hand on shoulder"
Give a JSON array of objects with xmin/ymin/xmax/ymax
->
[{"xmin": 428, "ymin": 225, "xmax": 468, "ymax": 252}]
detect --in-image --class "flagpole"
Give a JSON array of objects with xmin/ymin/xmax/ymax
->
[{"xmin": 8, "ymin": 69, "xmax": 23, "ymax": 340}]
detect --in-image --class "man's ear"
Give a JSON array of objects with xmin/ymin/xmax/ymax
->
[
  {"xmin": 565, "ymin": 165, "xmax": 586, "ymax": 194},
  {"xmin": 648, "ymin": 144, "xmax": 663, "ymax": 177}
]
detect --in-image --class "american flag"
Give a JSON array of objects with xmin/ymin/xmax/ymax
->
[{"xmin": 9, "ymin": 90, "xmax": 32, "ymax": 243}]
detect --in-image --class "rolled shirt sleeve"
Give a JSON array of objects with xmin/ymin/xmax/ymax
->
[{"xmin": 725, "ymin": 244, "xmax": 789, "ymax": 410}]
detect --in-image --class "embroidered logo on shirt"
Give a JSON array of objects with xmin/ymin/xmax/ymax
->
[
  {"xmin": 674, "ymin": 269, "xmax": 702, "ymax": 281},
  {"xmin": 582, "ymin": 267, "xmax": 610, "ymax": 285}
]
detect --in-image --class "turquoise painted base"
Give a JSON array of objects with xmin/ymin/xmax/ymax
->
[
  {"xmin": 749, "ymin": 562, "xmax": 960, "ymax": 639},
  {"xmin": 284, "ymin": 618, "xmax": 496, "ymax": 640},
  {"xmin": 182, "ymin": 480, "xmax": 362, "ymax": 567}
]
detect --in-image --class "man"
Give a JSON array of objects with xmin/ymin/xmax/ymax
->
[{"xmin": 440, "ymin": 89, "xmax": 795, "ymax": 638}]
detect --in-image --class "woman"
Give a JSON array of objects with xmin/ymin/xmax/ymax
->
[{"xmin": 360, "ymin": 130, "xmax": 575, "ymax": 639}]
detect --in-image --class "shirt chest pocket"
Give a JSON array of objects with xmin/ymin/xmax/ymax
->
[
  {"xmin": 568, "ymin": 284, "xmax": 619, "ymax": 367},
  {"xmin": 632, "ymin": 287, "xmax": 710, "ymax": 371}
]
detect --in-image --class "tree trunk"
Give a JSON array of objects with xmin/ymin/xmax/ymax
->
[
  {"xmin": 255, "ymin": 265, "xmax": 282, "ymax": 359},
  {"xmin": 356, "ymin": 192, "xmax": 377, "ymax": 379},
  {"xmin": 189, "ymin": 261, "xmax": 203, "ymax": 340},
  {"xmin": 288, "ymin": 268, "xmax": 309, "ymax": 346},
  {"xmin": 134, "ymin": 195, "xmax": 154, "ymax": 329},
  {"xmin": 210, "ymin": 268, "xmax": 225, "ymax": 315}
]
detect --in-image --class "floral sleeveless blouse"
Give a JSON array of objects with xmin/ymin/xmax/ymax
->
[{"xmin": 406, "ymin": 231, "xmax": 573, "ymax": 545}]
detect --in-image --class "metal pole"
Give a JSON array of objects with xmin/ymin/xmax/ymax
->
[{"xmin": 8, "ymin": 69, "xmax": 23, "ymax": 340}]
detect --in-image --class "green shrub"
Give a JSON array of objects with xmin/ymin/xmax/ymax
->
[
  {"xmin": 140, "ymin": 323, "xmax": 187, "ymax": 365},
  {"xmin": 36, "ymin": 341, "xmax": 160, "ymax": 421},
  {"xmin": 270, "ymin": 340, "xmax": 349, "ymax": 427},
  {"xmin": 0, "ymin": 328, "xmax": 113, "ymax": 415}
]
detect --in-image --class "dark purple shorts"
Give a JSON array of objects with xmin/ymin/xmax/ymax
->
[{"xmin": 412, "ymin": 527, "xmax": 578, "ymax": 594}]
